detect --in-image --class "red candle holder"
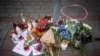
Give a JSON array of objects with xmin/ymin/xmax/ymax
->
[{"xmin": 23, "ymin": 43, "xmax": 29, "ymax": 51}]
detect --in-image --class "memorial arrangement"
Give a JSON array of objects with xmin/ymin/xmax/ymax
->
[{"xmin": 9, "ymin": 4, "xmax": 92, "ymax": 56}]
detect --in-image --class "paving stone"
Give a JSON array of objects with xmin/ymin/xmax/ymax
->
[
  {"xmin": 7, "ymin": 9, "xmax": 17, "ymax": 13},
  {"xmin": 0, "ymin": 22, "xmax": 9, "ymax": 29},
  {"xmin": 12, "ymin": 52, "xmax": 22, "ymax": 56},
  {"xmin": 31, "ymin": 6, "xmax": 41, "ymax": 9},
  {"xmin": 44, "ymin": 8, "xmax": 53, "ymax": 12},
  {"xmin": 60, "ymin": 50, "xmax": 71, "ymax": 56},
  {"xmin": 0, "ymin": 5, "xmax": 5, "ymax": 9},
  {"xmin": 0, "ymin": 30, "xmax": 8, "ymax": 47},
  {"xmin": 85, "ymin": 42, "xmax": 96, "ymax": 50},
  {"xmin": 0, "ymin": 13, "xmax": 9, "ymax": 17},
  {"xmin": 8, "ymin": 13, "xmax": 19, "ymax": 17},
  {"xmin": 22, "ymin": 6, "xmax": 33, "ymax": 9},
  {"xmin": 16, "ymin": 9, "xmax": 26, "ymax": 13},
  {"xmin": 5, "ymin": 5, "xmax": 14, "ymax": 9},
  {"xmin": 7, "ymin": 22, "xmax": 13, "ymax": 30},
  {"xmin": 0, "ymin": 0, "xmax": 53, "ymax": 17},
  {"xmin": 35, "ymin": 8, "xmax": 45, "ymax": 13},
  {"xmin": 14, "ymin": 5, "xmax": 23, "ymax": 9},
  {"xmin": 93, "ymin": 41, "xmax": 100, "ymax": 50},
  {"xmin": 92, "ymin": 21, "xmax": 100, "ymax": 37},
  {"xmin": 29, "ymin": 13, "xmax": 39, "ymax": 17},
  {"xmin": 0, "ymin": 22, "xmax": 12, "ymax": 30},
  {"xmin": 0, "ymin": 30, "xmax": 8, "ymax": 38},
  {"xmin": 0, "ymin": 51, "xmax": 12, "ymax": 56},
  {"xmin": 25, "ymin": 8, "xmax": 36, "ymax": 13},
  {"xmin": 85, "ymin": 50, "xmax": 100, "ymax": 56},
  {"xmin": 0, "ymin": 35, "xmax": 13, "ymax": 50}
]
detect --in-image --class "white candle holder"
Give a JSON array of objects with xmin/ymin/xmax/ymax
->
[{"xmin": 61, "ymin": 43, "xmax": 68, "ymax": 50}]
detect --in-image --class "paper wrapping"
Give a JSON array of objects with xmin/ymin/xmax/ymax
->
[{"xmin": 40, "ymin": 29, "xmax": 55, "ymax": 44}]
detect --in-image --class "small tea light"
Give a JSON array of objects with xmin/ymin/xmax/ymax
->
[
  {"xmin": 61, "ymin": 43, "xmax": 68, "ymax": 50},
  {"xmin": 61, "ymin": 40, "xmax": 70, "ymax": 50}
]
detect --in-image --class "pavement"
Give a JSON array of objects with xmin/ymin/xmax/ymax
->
[{"xmin": 0, "ymin": 0, "xmax": 100, "ymax": 56}]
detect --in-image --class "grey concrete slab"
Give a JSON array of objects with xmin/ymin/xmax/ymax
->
[
  {"xmin": 0, "ymin": 0, "xmax": 54, "ymax": 17},
  {"xmin": 0, "ymin": 30, "xmax": 8, "ymax": 38},
  {"xmin": 7, "ymin": 9, "xmax": 17, "ymax": 13},
  {"xmin": 25, "ymin": 8, "xmax": 36, "ymax": 13},
  {"xmin": 0, "ymin": 22, "xmax": 9, "ymax": 29},
  {"xmin": 85, "ymin": 42, "xmax": 96, "ymax": 50},
  {"xmin": 29, "ymin": 13, "xmax": 39, "ymax": 17},
  {"xmin": 93, "ymin": 41, "xmax": 100, "ymax": 50},
  {"xmin": 0, "ymin": 35, "xmax": 13, "ymax": 50},
  {"xmin": 0, "ymin": 51, "xmax": 12, "ymax": 56},
  {"xmin": 0, "ymin": 30, "xmax": 8, "ymax": 47},
  {"xmin": 7, "ymin": 22, "xmax": 13, "ymax": 30},
  {"xmin": 0, "ymin": 22, "xmax": 13, "ymax": 30},
  {"xmin": 8, "ymin": 13, "xmax": 19, "ymax": 17},
  {"xmin": 0, "ymin": 13, "xmax": 9, "ymax": 17}
]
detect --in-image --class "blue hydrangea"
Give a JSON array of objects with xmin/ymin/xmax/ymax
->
[
  {"xmin": 60, "ymin": 31, "xmax": 69, "ymax": 39},
  {"xmin": 58, "ymin": 24, "xmax": 69, "ymax": 39},
  {"xmin": 58, "ymin": 24, "xmax": 65, "ymax": 31}
]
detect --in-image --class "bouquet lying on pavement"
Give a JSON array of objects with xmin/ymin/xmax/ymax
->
[{"xmin": 9, "ymin": 13, "xmax": 92, "ymax": 56}]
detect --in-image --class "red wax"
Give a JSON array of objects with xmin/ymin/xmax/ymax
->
[{"xmin": 24, "ymin": 45, "xmax": 29, "ymax": 51}]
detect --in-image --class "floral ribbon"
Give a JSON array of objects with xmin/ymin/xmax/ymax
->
[{"xmin": 60, "ymin": 4, "xmax": 88, "ymax": 20}]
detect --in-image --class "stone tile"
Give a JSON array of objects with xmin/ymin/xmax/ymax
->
[
  {"xmin": 8, "ymin": 13, "xmax": 19, "ymax": 17},
  {"xmin": 22, "ymin": 6, "xmax": 33, "ymax": 9},
  {"xmin": 0, "ymin": 30, "xmax": 13, "ymax": 50},
  {"xmin": 0, "ymin": 8, "xmax": 7, "ymax": 13},
  {"xmin": 12, "ymin": 5, "xmax": 21, "ymax": 8},
  {"xmin": 0, "ymin": 22, "xmax": 12, "ymax": 29},
  {"xmin": 0, "ymin": 5, "xmax": 5, "ymax": 9},
  {"xmin": 25, "ymin": 8, "xmax": 36, "ymax": 13},
  {"xmin": 0, "ymin": 38, "xmax": 13, "ymax": 50},
  {"xmin": 74, "ymin": 50, "xmax": 81, "ymax": 56},
  {"xmin": 0, "ymin": 51, "xmax": 12, "ymax": 56},
  {"xmin": 0, "ymin": 17, "xmax": 20, "ymax": 22},
  {"xmin": 61, "ymin": 0, "xmax": 73, "ymax": 2},
  {"xmin": 5, "ymin": 5, "xmax": 15, "ymax": 9},
  {"xmin": 60, "ymin": 50, "xmax": 81, "ymax": 56},
  {"xmin": 44, "ymin": 8, "xmax": 53, "ymax": 13},
  {"xmin": 85, "ymin": 50, "xmax": 100, "ymax": 56},
  {"xmin": 7, "ymin": 9, "xmax": 17, "ymax": 13},
  {"xmin": 0, "ymin": 13, "xmax": 9, "ymax": 17},
  {"xmin": 7, "ymin": 22, "xmax": 13, "ymax": 30},
  {"xmin": 92, "ymin": 21, "xmax": 100, "ymax": 37},
  {"xmin": 60, "ymin": 50, "xmax": 71, "ymax": 56},
  {"xmin": 12, "ymin": 52, "xmax": 22, "ymax": 56},
  {"xmin": 29, "ymin": 13, "xmax": 39, "ymax": 17},
  {"xmin": 34, "ymin": 8, "xmax": 45, "ymax": 13},
  {"xmin": 86, "ymin": 42, "xmax": 96, "ymax": 50},
  {"xmin": 31, "ymin": 6, "xmax": 41, "ymax": 9},
  {"xmin": 93, "ymin": 41, "xmax": 100, "ymax": 50},
  {"xmin": 0, "ymin": 30, "xmax": 8, "ymax": 37},
  {"xmin": 0, "ymin": 22, "xmax": 8, "ymax": 29},
  {"xmin": 0, "ymin": 30, "xmax": 8, "ymax": 47},
  {"xmin": 16, "ymin": 9, "xmax": 26, "ymax": 13}
]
